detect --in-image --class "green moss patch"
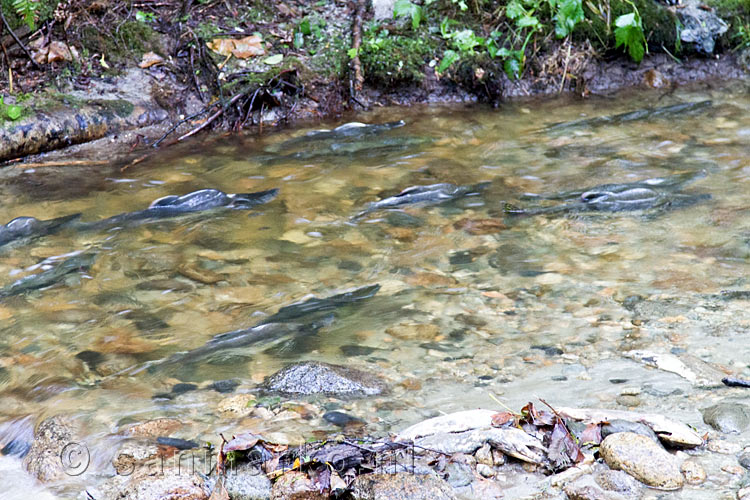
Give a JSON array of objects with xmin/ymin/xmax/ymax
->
[{"xmin": 360, "ymin": 27, "xmax": 438, "ymax": 87}]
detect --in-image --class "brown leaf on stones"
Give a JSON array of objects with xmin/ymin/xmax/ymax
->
[
  {"xmin": 207, "ymin": 35, "xmax": 266, "ymax": 58},
  {"xmin": 139, "ymin": 51, "xmax": 165, "ymax": 68},
  {"xmin": 547, "ymin": 418, "xmax": 585, "ymax": 471},
  {"xmin": 224, "ymin": 432, "xmax": 261, "ymax": 452},
  {"xmin": 580, "ymin": 423, "xmax": 602, "ymax": 445},
  {"xmin": 521, "ymin": 402, "xmax": 556, "ymax": 427},
  {"xmin": 491, "ymin": 412, "xmax": 517, "ymax": 427}
]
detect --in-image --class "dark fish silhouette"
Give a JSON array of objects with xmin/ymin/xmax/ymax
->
[
  {"xmin": 0, "ymin": 252, "xmax": 96, "ymax": 298},
  {"xmin": 353, "ymin": 183, "xmax": 489, "ymax": 219},
  {"xmin": 505, "ymin": 171, "xmax": 710, "ymax": 216},
  {"xmin": 0, "ymin": 214, "xmax": 81, "ymax": 249},
  {"xmin": 162, "ymin": 284, "xmax": 380, "ymax": 365},
  {"xmin": 78, "ymin": 188, "xmax": 279, "ymax": 232},
  {"xmin": 542, "ymin": 100, "xmax": 714, "ymax": 132}
]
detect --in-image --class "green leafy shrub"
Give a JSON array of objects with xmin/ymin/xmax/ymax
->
[{"xmin": 614, "ymin": 9, "xmax": 646, "ymax": 62}]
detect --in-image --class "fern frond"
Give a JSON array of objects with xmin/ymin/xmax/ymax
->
[{"xmin": 12, "ymin": 0, "xmax": 39, "ymax": 30}]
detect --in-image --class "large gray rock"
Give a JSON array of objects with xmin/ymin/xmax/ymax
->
[
  {"xmin": 351, "ymin": 473, "xmax": 457, "ymax": 500},
  {"xmin": 263, "ymin": 361, "xmax": 386, "ymax": 396},
  {"xmin": 702, "ymin": 402, "xmax": 750, "ymax": 434},
  {"xmin": 599, "ymin": 432, "xmax": 683, "ymax": 490},
  {"xmin": 678, "ymin": 2, "xmax": 728, "ymax": 54}
]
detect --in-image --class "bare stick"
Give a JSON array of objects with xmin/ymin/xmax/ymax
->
[
  {"xmin": 177, "ymin": 92, "xmax": 243, "ymax": 142},
  {"xmin": 0, "ymin": 10, "xmax": 40, "ymax": 69},
  {"xmin": 350, "ymin": 0, "xmax": 365, "ymax": 93},
  {"xmin": 558, "ymin": 40, "xmax": 571, "ymax": 95}
]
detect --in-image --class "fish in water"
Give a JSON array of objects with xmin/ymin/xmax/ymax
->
[
  {"xmin": 0, "ymin": 252, "xmax": 96, "ymax": 298},
  {"xmin": 78, "ymin": 188, "xmax": 279, "ymax": 232},
  {"xmin": 506, "ymin": 171, "xmax": 710, "ymax": 216},
  {"xmin": 265, "ymin": 121, "xmax": 406, "ymax": 153},
  {"xmin": 0, "ymin": 214, "xmax": 81, "ymax": 249},
  {"xmin": 353, "ymin": 183, "xmax": 489, "ymax": 219},
  {"xmin": 258, "ymin": 283, "xmax": 381, "ymax": 324},
  {"xmin": 262, "ymin": 121, "xmax": 430, "ymax": 163},
  {"xmin": 161, "ymin": 284, "xmax": 380, "ymax": 365},
  {"xmin": 542, "ymin": 100, "xmax": 713, "ymax": 133}
]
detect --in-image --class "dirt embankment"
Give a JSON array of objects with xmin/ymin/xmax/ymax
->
[{"xmin": 0, "ymin": 0, "xmax": 747, "ymax": 165}]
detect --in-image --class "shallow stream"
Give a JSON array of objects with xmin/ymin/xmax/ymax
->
[{"xmin": 1, "ymin": 80, "xmax": 750, "ymax": 498}]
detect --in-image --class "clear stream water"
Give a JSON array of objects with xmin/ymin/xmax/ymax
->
[{"xmin": 0, "ymin": 81, "xmax": 749, "ymax": 498}]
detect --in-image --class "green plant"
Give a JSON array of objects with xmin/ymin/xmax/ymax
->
[
  {"xmin": 0, "ymin": 96, "xmax": 24, "ymax": 121},
  {"xmin": 734, "ymin": 17, "xmax": 750, "ymax": 49},
  {"xmin": 614, "ymin": 1, "xmax": 646, "ymax": 62},
  {"xmin": 393, "ymin": 0, "xmax": 424, "ymax": 30},
  {"xmin": 550, "ymin": 0, "xmax": 585, "ymax": 38},
  {"xmin": 12, "ymin": 0, "xmax": 39, "ymax": 29},
  {"xmin": 135, "ymin": 10, "xmax": 156, "ymax": 23},
  {"xmin": 293, "ymin": 16, "xmax": 325, "ymax": 50}
]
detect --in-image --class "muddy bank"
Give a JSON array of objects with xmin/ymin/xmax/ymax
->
[{"xmin": 0, "ymin": 0, "xmax": 748, "ymax": 165}]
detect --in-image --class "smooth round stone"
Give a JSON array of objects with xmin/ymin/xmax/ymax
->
[
  {"xmin": 323, "ymin": 411, "xmax": 363, "ymax": 427},
  {"xmin": 738, "ymin": 449, "xmax": 750, "ymax": 469},
  {"xmin": 599, "ymin": 432, "xmax": 684, "ymax": 490},
  {"xmin": 702, "ymin": 402, "xmax": 750, "ymax": 434},
  {"xmin": 680, "ymin": 459, "xmax": 707, "ymax": 485}
]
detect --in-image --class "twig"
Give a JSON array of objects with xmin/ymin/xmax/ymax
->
[
  {"xmin": 558, "ymin": 40, "xmax": 571, "ymax": 95},
  {"xmin": 177, "ymin": 92, "xmax": 243, "ymax": 142},
  {"xmin": 152, "ymin": 106, "xmax": 214, "ymax": 147},
  {"xmin": 120, "ymin": 153, "xmax": 151, "ymax": 172},
  {"xmin": 350, "ymin": 0, "xmax": 365, "ymax": 93},
  {"xmin": 661, "ymin": 44, "xmax": 682, "ymax": 64},
  {"xmin": 189, "ymin": 46, "xmax": 205, "ymax": 102},
  {"xmin": 0, "ymin": 10, "xmax": 41, "ymax": 69}
]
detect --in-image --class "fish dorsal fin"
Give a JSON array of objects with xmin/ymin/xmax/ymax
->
[{"xmin": 149, "ymin": 195, "xmax": 180, "ymax": 208}]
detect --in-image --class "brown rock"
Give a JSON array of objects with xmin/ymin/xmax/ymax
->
[
  {"xmin": 681, "ymin": 458, "xmax": 706, "ymax": 485},
  {"xmin": 600, "ymin": 432, "xmax": 683, "ymax": 490},
  {"xmin": 386, "ymin": 323, "xmax": 440, "ymax": 341},
  {"xmin": 453, "ymin": 218, "xmax": 507, "ymax": 235},
  {"xmin": 271, "ymin": 470, "xmax": 326, "ymax": 500},
  {"xmin": 405, "ymin": 272, "xmax": 457, "ymax": 287},
  {"xmin": 124, "ymin": 418, "xmax": 183, "ymax": 438}
]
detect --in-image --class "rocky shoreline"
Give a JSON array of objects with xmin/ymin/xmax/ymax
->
[{"xmin": 10, "ymin": 359, "xmax": 750, "ymax": 499}]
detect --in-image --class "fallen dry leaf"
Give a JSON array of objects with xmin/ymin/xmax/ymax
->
[
  {"xmin": 207, "ymin": 35, "xmax": 265, "ymax": 59},
  {"xmin": 139, "ymin": 51, "xmax": 164, "ymax": 68},
  {"xmin": 232, "ymin": 35, "xmax": 265, "ymax": 58},
  {"xmin": 207, "ymin": 38, "xmax": 236, "ymax": 57},
  {"xmin": 47, "ymin": 41, "xmax": 72, "ymax": 63}
]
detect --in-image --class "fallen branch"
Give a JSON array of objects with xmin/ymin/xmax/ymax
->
[
  {"xmin": 177, "ymin": 92, "xmax": 243, "ymax": 142},
  {"xmin": 350, "ymin": 0, "xmax": 365, "ymax": 94},
  {"xmin": 0, "ymin": 9, "xmax": 41, "ymax": 69}
]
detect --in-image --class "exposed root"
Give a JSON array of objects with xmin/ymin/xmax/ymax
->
[{"xmin": 536, "ymin": 40, "xmax": 596, "ymax": 94}]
